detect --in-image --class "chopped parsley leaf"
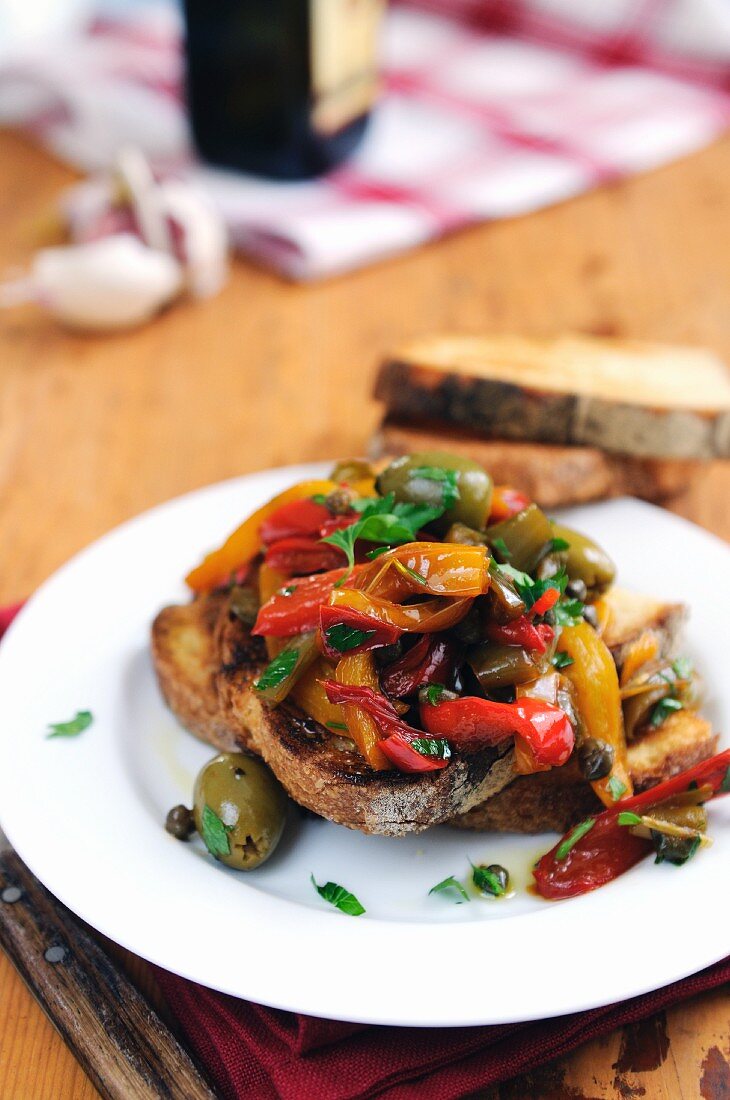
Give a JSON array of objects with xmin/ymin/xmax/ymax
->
[
  {"xmin": 607, "ymin": 776, "xmax": 627, "ymax": 801},
  {"xmin": 324, "ymin": 623, "xmax": 376, "ymax": 653},
  {"xmin": 322, "ymin": 492, "xmax": 444, "ymax": 581},
  {"xmin": 429, "ymin": 875, "xmax": 469, "ymax": 903},
  {"xmin": 555, "ymin": 818, "xmax": 595, "ymax": 861},
  {"xmin": 200, "ymin": 805, "xmax": 232, "ymax": 859},
  {"xmin": 672, "ymin": 656, "xmax": 693, "ymax": 680},
  {"xmin": 326, "ymin": 721, "xmax": 349, "ymax": 732},
  {"xmin": 46, "ymin": 710, "xmax": 93, "ymax": 739},
  {"xmin": 722, "ymin": 767, "xmax": 730, "ymax": 794},
  {"xmin": 549, "ymin": 537, "xmax": 570, "ymax": 552},
  {"xmin": 410, "ymin": 466, "xmax": 460, "ymax": 509},
  {"xmin": 424, "ymin": 683, "xmax": 446, "ymax": 706},
  {"xmin": 410, "ymin": 737, "xmax": 451, "ymax": 760},
  {"xmin": 553, "ymin": 597, "xmax": 585, "ymax": 627},
  {"xmin": 491, "ymin": 536, "xmax": 511, "ymax": 560},
  {"xmin": 255, "ymin": 648, "xmax": 300, "ymax": 692},
  {"xmin": 618, "ymin": 811, "xmax": 643, "ymax": 827},
  {"xmin": 310, "ymin": 875, "xmax": 365, "ymax": 916},
  {"xmin": 471, "ymin": 863, "xmax": 508, "ymax": 897},
  {"xmin": 394, "ymin": 560, "xmax": 427, "ymax": 586},
  {"xmin": 650, "ymin": 696, "xmax": 683, "ymax": 728},
  {"xmin": 551, "ymin": 651, "xmax": 574, "ymax": 670}
]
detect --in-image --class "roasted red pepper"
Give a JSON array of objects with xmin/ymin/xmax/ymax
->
[
  {"xmin": 484, "ymin": 615, "xmax": 552, "ymax": 653},
  {"xmin": 533, "ymin": 750, "xmax": 730, "ymax": 900},
  {"xmin": 380, "ymin": 635, "xmax": 460, "ymax": 698},
  {"xmin": 253, "ymin": 566, "xmax": 362, "ymax": 637},
  {"xmin": 489, "ymin": 486, "xmax": 530, "ymax": 523},
  {"xmin": 530, "ymin": 587, "xmax": 560, "ymax": 617},
  {"xmin": 421, "ymin": 695, "xmax": 574, "ymax": 766},
  {"xmin": 322, "ymin": 681, "xmax": 449, "ymax": 773},
  {"xmin": 259, "ymin": 499, "xmax": 334, "ymax": 545},
  {"xmin": 264, "ymin": 537, "xmax": 345, "ymax": 576},
  {"xmin": 320, "ymin": 605, "xmax": 403, "ymax": 660}
]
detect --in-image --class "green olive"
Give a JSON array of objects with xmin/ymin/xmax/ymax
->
[
  {"xmin": 486, "ymin": 504, "xmax": 554, "ymax": 573},
  {"xmin": 443, "ymin": 522, "xmax": 489, "ymax": 547},
  {"xmin": 330, "ymin": 458, "xmax": 374, "ymax": 484},
  {"xmin": 376, "ymin": 452, "xmax": 493, "ymax": 532},
  {"xmin": 551, "ymin": 524, "xmax": 616, "ymax": 596},
  {"xmin": 193, "ymin": 753, "xmax": 288, "ymax": 870}
]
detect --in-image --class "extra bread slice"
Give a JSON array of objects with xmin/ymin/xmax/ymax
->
[
  {"xmin": 370, "ymin": 419, "xmax": 699, "ymax": 507},
  {"xmin": 451, "ymin": 711, "xmax": 718, "ymax": 834},
  {"xmin": 375, "ymin": 334, "xmax": 730, "ymax": 459},
  {"xmin": 152, "ymin": 596, "xmax": 516, "ymax": 837}
]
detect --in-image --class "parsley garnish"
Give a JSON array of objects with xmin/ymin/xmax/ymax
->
[
  {"xmin": 311, "ymin": 494, "xmax": 328, "ymax": 504},
  {"xmin": 324, "ymin": 623, "xmax": 376, "ymax": 653},
  {"xmin": 366, "ymin": 546, "xmax": 390, "ymax": 560},
  {"xmin": 394, "ymin": 560, "xmax": 427, "ymax": 586},
  {"xmin": 607, "ymin": 776, "xmax": 627, "ymax": 801},
  {"xmin": 721, "ymin": 767, "xmax": 730, "ymax": 794},
  {"xmin": 200, "ymin": 805, "xmax": 232, "ymax": 859},
  {"xmin": 555, "ymin": 818, "xmax": 595, "ymax": 860},
  {"xmin": 618, "ymin": 811, "xmax": 643, "ymax": 827},
  {"xmin": 499, "ymin": 564, "xmax": 569, "ymax": 611},
  {"xmin": 409, "ymin": 466, "xmax": 460, "ymax": 509},
  {"xmin": 280, "ymin": 585, "xmax": 297, "ymax": 597},
  {"xmin": 549, "ymin": 537, "xmax": 570, "ymax": 552},
  {"xmin": 310, "ymin": 875, "xmax": 365, "ymax": 916},
  {"xmin": 255, "ymin": 648, "xmax": 300, "ymax": 692},
  {"xmin": 46, "ymin": 710, "xmax": 93, "ymax": 739},
  {"xmin": 491, "ymin": 536, "xmax": 511, "ymax": 560},
  {"xmin": 326, "ymin": 722, "xmax": 349, "ymax": 732},
  {"xmin": 471, "ymin": 863, "xmax": 508, "ymax": 897},
  {"xmin": 553, "ymin": 597, "xmax": 585, "ymax": 627},
  {"xmin": 424, "ymin": 684, "xmax": 446, "ymax": 706},
  {"xmin": 321, "ymin": 493, "xmax": 445, "ymax": 580},
  {"xmin": 429, "ymin": 875, "xmax": 469, "ymax": 902},
  {"xmin": 410, "ymin": 737, "xmax": 451, "ymax": 760},
  {"xmin": 650, "ymin": 696, "xmax": 683, "ymax": 727},
  {"xmin": 551, "ymin": 651, "xmax": 574, "ymax": 670},
  {"xmin": 672, "ymin": 657, "xmax": 693, "ymax": 680}
]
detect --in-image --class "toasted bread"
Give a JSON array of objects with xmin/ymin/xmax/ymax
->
[
  {"xmin": 370, "ymin": 419, "xmax": 700, "ymax": 507},
  {"xmin": 600, "ymin": 586, "xmax": 686, "ymax": 673},
  {"xmin": 152, "ymin": 595, "xmax": 516, "ymax": 836},
  {"xmin": 374, "ymin": 334, "xmax": 730, "ymax": 459},
  {"xmin": 451, "ymin": 711, "xmax": 718, "ymax": 834}
]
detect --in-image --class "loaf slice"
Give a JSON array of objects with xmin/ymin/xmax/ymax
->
[
  {"xmin": 450, "ymin": 711, "xmax": 718, "ymax": 834},
  {"xmin": 375, "ymin": 335, "xmax": 730, "ymax": 459},
  {"xmin": 152, "ymin": 595, "xmax": 516, "ymax": 837},
  {"xmin": 370, "ymin": 418, "xmax": 699, "ymax": 507}
]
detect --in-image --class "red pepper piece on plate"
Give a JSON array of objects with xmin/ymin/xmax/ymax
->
[{"xmin": 533, "ymin": 749, "xmax": 730, "ymax": 900}]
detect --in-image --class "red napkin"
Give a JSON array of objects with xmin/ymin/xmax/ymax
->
[{"xmin": 2, "ymin": 602, "xmax": 727, "ymax": 1098}]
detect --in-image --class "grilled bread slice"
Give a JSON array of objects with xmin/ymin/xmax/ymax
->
[
  {"xmin": 374, "ymin": 334, "xmax": 730, "ymax": 459},
  {"xmin": 152, "ymin": 595, "xmax": 516, "ymax": 837},
  {"xmin": 451, "ymin": 711, "xmax": 718, "ymax": 834},
  {"xmin": 370, "ymin": 419, "xmax": 700, "ymax": 507}
]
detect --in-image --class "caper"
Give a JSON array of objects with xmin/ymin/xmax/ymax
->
[
  {"xmin": 330, "ymin": 458, "xmax": 374, "ymax": 484},
  {"xmin": 651, "ymin": 831, "xmax": 702, "ymax": 866},
  {"xmin": 474, "ymin": 863, "xmax": 510, "ymax": 897},
  {"xmin": 551, "ymin": 524, "xmax": 616, "ymax": 596},
  {"xmin": 452, "ymin": 605, "xmax": 483, "ymax": 645},
  {"xmin": 193, "ymin": 753, "xmax": 288, "ymax": 870},
  {"xmin": 582, "ymin": 604, "xmax": 600, "ymax": 629},
  {"xmin": 324, "ymin": 488, "xmax": 355, "ymax": 515},
  {"xmin": 165, "ymin": 804, "xmax": 196, "ymax": 841},
  {"xmin": 376, "ymin": 452, "xmax": 493, "ymax": 532},
  {"xmin": 566, "ymin": 578, "xmax": 588, "ymax": 601},
  {"xmin": 443, "ymin": 522, "xmax": 489, "ymax": 547},
  {"xmin": 229, "ymin": 585, "xmax": 260, "ymax": 626},
  {"xmin": 577, "ymin": 738, "xmax": 614, "ymax": 780}
]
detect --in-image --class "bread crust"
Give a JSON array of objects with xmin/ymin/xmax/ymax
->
[
  {"xmin": 152, "ymin": 596, "xmax": 516, "ymax": 836},
  {"xmin": 370, "ymin": 419, "xmax": 699, "ymax": 507},
  {"xmin": 375, "ymin": 335, "xmax": 730, "ymax": 459}
]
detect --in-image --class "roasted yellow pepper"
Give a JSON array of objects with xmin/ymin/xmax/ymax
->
[
  {"xmin": 335, "ymin": 651, "xmax": 390, "ymax": 771},
  {"xmin": 559, "ymin": 621, "xmax": 633, "ymax": 806}
]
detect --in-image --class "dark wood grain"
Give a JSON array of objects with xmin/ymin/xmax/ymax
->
[{"xmin": 0, "ymin": 838, "xmax": 217, "ymax": 1100}]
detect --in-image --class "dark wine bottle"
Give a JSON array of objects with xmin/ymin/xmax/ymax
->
[{"xmin": 183, "ymin": 0, "xmax": 385, "ymax": 180}]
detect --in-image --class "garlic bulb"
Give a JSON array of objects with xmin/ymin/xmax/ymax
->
[{"xmin": 0, "ymin": 235, "xmax": 183, "ymax": 331}]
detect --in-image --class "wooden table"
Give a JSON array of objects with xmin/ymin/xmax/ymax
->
[{"xmin": 0, "ymin": 130, "xmax": 728, "ymax": 1099}]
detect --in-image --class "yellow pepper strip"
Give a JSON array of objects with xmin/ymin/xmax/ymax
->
[
  {"xmin": 353, "ymin": 543, "xmax": 490, "ymax": 600},
  {"xmin": 329, "ymin": 586, "xmax": 473, "ymax": 634},
  {"xmin": 291, "ymin": 659, "xmax": 348, "ymax": 730},
  {"xmin": 185, "ymin": 479, "xmax": 338, "ymax": 592},
  {"xmin": 258, "ymin": 563, "xmax": 288, "ymax": 658},
  {"xmin": 619, "ymin": 630, "xmax": 660, "ymax": 687},
  {"xmin": 335, "ymin": 652, "xmax": 391, "ymax": 771},
  {"xmin": 559, "ymin": 622, "xmax": 633, "ymax": 806}
]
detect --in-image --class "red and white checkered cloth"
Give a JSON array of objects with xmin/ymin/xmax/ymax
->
[{"xmin": 1, "ymin": 0, "xmax": 729, "ymax": 280}]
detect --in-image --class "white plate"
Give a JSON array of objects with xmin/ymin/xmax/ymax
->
[{"xmin": 0, "ymin": 465, "xmax": 727, "ymax": 1027}]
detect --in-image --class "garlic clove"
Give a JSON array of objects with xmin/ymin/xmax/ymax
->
[
  {"xmin": 159, "ymin": 180, "xmax": 229, "ymax": 299},
  {"xmin": 1, "ymin": 234, "xmax": 183, "ymax": 331}
]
